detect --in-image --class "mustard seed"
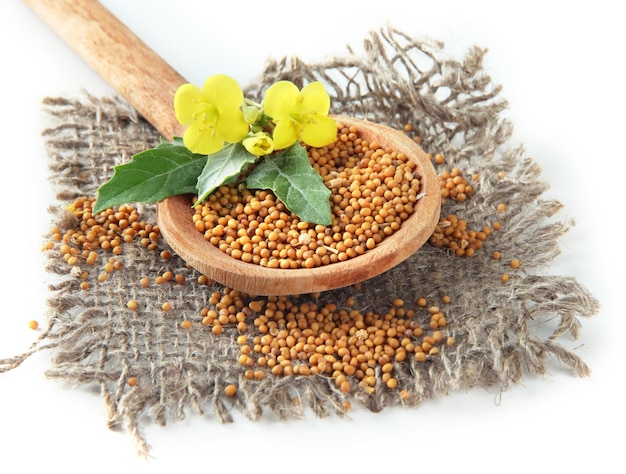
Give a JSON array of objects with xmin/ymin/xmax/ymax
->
[
  {"xmin": 198, "ymin": 275, "xmax": 210, "ymax": 285},
  {"xmin": 126, "ymin": 300, "xmax": 138, "ymax": 310},
  {"xmin": 386, "ymin": 378, "xmax": 398, "ymax": 389}
]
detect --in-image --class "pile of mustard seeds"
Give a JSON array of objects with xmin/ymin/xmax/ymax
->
[{"xmin": 193, "ymin": 122, "xmax": 422, "ymax": 269}]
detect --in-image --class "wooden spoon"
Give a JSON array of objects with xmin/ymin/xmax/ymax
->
[{"xmin": 25, "ymin": 0, "xmax": 441, "ymax": 295}]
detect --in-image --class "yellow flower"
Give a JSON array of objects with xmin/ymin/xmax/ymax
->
[
  {"xmin": 174, "ymin": 74, "xmax": 249, "ymax": 155},
  {"xmin": 242, "ymin": 132, "xmax": 274, "ymax": 156},
  {"xmin": 263, "ymin": 81, "xmax": 337, "ymax": 150}
]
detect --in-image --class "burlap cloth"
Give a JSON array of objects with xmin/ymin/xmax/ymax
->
[{"xmin": 0, "ymin": 28, "xmax": 600, "ymax": 457}]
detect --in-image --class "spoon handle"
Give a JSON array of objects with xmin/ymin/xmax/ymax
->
[{"xmin": 24, "ymin": 0, "xmax": 186, "ymax": 140}]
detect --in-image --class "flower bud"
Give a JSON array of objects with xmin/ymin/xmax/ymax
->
[
  {"xmin": 242, "ymin": 103, "xmax": 261, "ymax": 124},
  {"xmin": 242, "ymin": 132, "xmax": 274, "ymax": 156}
]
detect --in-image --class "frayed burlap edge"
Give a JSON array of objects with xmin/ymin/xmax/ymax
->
[{"xmin": 0, "ymin": 27, "xmax": 600, "ymax": 457}]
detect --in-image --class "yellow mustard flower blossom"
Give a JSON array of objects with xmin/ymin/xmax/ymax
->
[
  {"xmin": 263, "ymin": 81, "xmax": 337, "ymax": 150},
  {"xmin": 242, "ymin": 132, "xmax": 274, "ymax": 156},
  {"xmin": 174, "ymin": 74, "xmax": 249, "ymax": 155}
]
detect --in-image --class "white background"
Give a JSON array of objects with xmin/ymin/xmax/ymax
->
[{"xmin": 1, "ymin": 1, "xmax": 624, "ymax": 472}]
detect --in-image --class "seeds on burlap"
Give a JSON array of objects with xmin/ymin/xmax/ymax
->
[
  {"xmin": 193, "ymin": 123, "xmax": 422, "ymax": 269},
  {"xmin": 438, "ymin": 167, "xmax": 474, "ymax": 203},
  {"xmin": 43, "ymin": 199, "xmax": 458, "ymax": 400},
  {"xmin": 427, "ymin": 164, "xmax": 509, "ymax": 258},
  {"xmin": 429, "ymin": 214, "xmax": 492, "ymax": 257},
  {"xmin": 199, "ymin": 289, "xmax": 453, "ymax": 395},
  {"xmin": 41, "ymin": 124, "xmax": 532, "ymax": 401},
  {"xmin": 44, "ymin": 196, "xmax": 163, "ymax": 283}
]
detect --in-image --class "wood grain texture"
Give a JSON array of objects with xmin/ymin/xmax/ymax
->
[
  {"xmin": 157, "ymin": 116, "xmax": 441, "ymax": 295},
  {"xmin": 24, "ymin": 0, "xmax": 186, "ymax": 140}
]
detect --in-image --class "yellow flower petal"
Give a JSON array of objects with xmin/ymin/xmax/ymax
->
[
  {"xmin": 300, "ymin": 115, "xmax": 337, "ymax": 148},
  {"xmin": 174, "ymin": 83, "xmax": 203, "ymax": 125},
  {"xmin": 183, "ymin": 121, "xmax": 224, "ymax": 155},
  {"xmin": 272, "ymin": 118, "xmax": 299, "ymax": 150},
  {"xmin": 216, "ymin": 111, "xmax": 249, "ymax": 143},
  {"xmin": 202, "ymin": 74, "xmax": 244, "ymax": 113},
  {"xmin": 263, "ymin": 81, "xmax": 300, "ymax": 120},
  {"xmin": 300, "ymin": 82, "xmax": 331, "ymax": 116}
]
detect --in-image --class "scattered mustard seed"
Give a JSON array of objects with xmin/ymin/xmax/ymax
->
[
  {"xmin": 439, "ymin": 168, "xmax": 474, "ymax": 203},
  {"xmin": 126, "ymin": 300, "xmax": 138, "ymax": 310},
  {"xmin": 429, "ymin": 214, "xmax": 487, "ymax": 257}
]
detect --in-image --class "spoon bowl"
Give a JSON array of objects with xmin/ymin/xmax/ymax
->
[{"xmin": 156, "ymin": 115, "xmax": 441, "ymax": 295}]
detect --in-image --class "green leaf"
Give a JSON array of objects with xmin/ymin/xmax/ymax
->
[
  {"xmin": 246, "ymin": 143, "xmax": 332, "ymax": 225},
  {"xmin": 196, "ymin": 142, "xmax": 258, "ymax": 203},
  {"xmin": 93, "ymin": 138, "xmax": 207, "ymax": 214}
]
